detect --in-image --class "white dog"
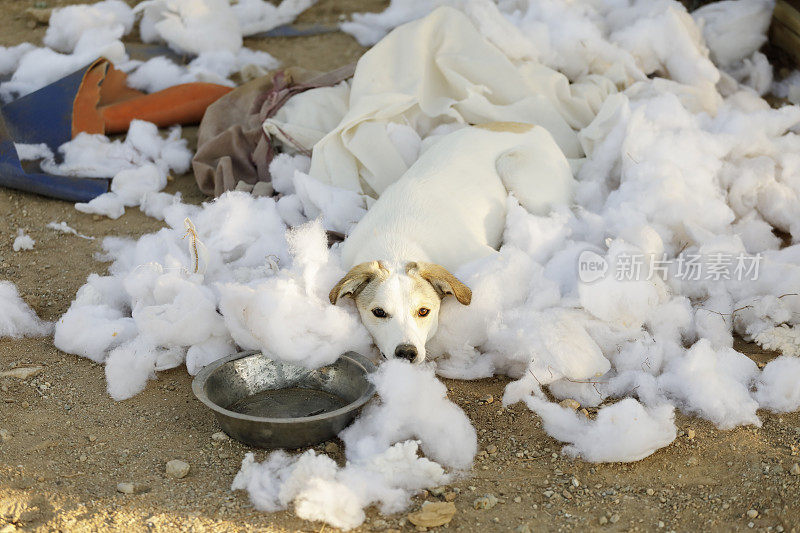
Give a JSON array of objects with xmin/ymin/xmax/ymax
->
[{"xmin": 330, "ymin": 123, "xmax": 575, "ymax": 362}]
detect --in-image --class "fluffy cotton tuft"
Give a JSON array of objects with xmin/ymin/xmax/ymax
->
[
  {"xmin": 12, "ymin": 230, "xmax": 35, "ymax": 251},
  {"xmin": 524, "ymin": 396, "xmax": 677, "ymax": 462},
  {"xmin": 754, "ymin": 356, "xmax": 800, "ymax": 412},
  {"xmin": 340, "ymin": 360, "xmax": 477, "ymax": 470},
  {"xmin": 135, "ymin": 0, "xmax": 242, "ymax": 55},
  {"xmin": 44, "ymin": 0, "xmax": 134, "ymax": 53},
  {"xmin": 0, "ymin": 281, "xmax": 51, "ymax": 338},
  {"xmin": 232, "ymin": 0, "xmax": 318, "ymax": 36}
]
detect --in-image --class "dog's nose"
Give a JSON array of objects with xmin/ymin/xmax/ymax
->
[{"xmin": 394, "ymin": 344, "xmax": 418, "ymax": 362}]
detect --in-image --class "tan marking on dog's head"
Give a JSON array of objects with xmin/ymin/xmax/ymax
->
[
  {"xmin": 406, "ymin": 262, "xmax": 472, "ymax": 305},
  {"xmin": 329, "ymin": 261, "xmax": 389, "ymax": 305},
  {"xmin": 475, "ymin": 122, "xmax": 535, "ymax": 134}
]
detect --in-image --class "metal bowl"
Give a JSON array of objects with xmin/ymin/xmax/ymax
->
[{"xmin": 192, "ymin": 351, "xmax": 376, "ymax": 449}]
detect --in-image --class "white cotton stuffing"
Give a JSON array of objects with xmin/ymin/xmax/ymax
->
[
  {"xmin": 340, "ymin": 360, "xmax": 477, "ymax": 470},
  {"xmin": 135, "ymin": 0, "xmax": 242, "ymax": 55},
  {"xmin": 75, "ymin": 193, "xmax": 126, "ymax": 220},
  {"xmin": 692, "ymin": 0, "xmax": 774, "ymax": 69},
  {"xmin": 291, "ymin": 170, "xmax": 367, "ymax": 234},
  {"xmin": 139, "ymin": 191, "xmax": 183, "ymax": 221},
  {"xmin": 233, "ymin": 441, "xmax": 448, "ymax": 530},
  {"xmin": 754, "ymin": 355, "xmax": 800, "ymax": 412},
  {"xmin": 0, "ymin": 43, "xmax": 36, "ymax": 78},
  {"xmin": 657, "ymin": 339, "xmax": 760, "ymax": 429},
  {"xmin": 44, "ymin": 0, "xmax": 135, "ymax": 54},
  {"xmin": 523, "ymin": 396, "xmax": 677, "ymax": 463},
  {"xmin": 56, "ymin": 194, "xmax": 373, "ymax": 399},
  {"xmin": 772, "ymin": 70, "xmax": 800, "ymax": 105},
  {"xmin": 12, "ymin": 230, "xmax": 35, "ymax": 252},
  {"xmin": 269, "ymin": 152, "xmax": 311, "ymax": 196},
  {"xmin": 126, "ymin": 49, "xmax": 279, "ymax": 93},
  {"xmin": 62, "ymin": 122, "xmax": 190, "ymax": 219},
  {"xmin": 0, "ymin": 281, "xmax": 51, "ymax": 338},
  {"xmin": 47, "ymin": 221, "xmax": 94, "ymax": 240},
  {"xmin": 0, "ymin": 30, "xmax": 128, "ymax": 101},
  {"xmin": 231, "ymin": 0, "xmax": 318, "ymax": 37},
  {"xmin": 218, "ymin": 220, "xmax": 373, "ymax": 368},
  {"xmin": 1, "ymin": 0, "xmax": 281, "ymax": 102},
  {"xmin": 14, "ymin": 143, "xmax": 53, "ymax": 162},
  {"xmin": 234, "ymin": 360, "xmax": 474, "ymax": 530},
  {"xmin": 44, "ymin": 121, "xmax": 191, "ymax": 179}
]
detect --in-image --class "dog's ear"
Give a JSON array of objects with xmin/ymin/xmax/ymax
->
[
  {"xmin": 410, "ymin": 262, "xmax": 472, "ymax": 305},
  {"xmin": 330, "ymin": 261, "xmax": 383, "ymax": 305}
]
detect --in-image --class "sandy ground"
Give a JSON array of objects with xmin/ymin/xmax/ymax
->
[{"xmin": 1, "ymin": 1, "xmax": 800, "ymax": 532}]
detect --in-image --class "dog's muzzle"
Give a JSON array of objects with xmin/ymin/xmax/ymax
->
[{"xmin": 394, "ymin": 344, "xmax": 418, "ymax": 362}]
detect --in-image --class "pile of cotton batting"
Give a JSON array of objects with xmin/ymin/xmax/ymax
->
[
  {"xmin": 0, "ymin": 0, "xmax": 795, "ymax": 530},
  {"xmin": 0, "ymin": 0, "xmax": 317, "ymax": 102}
]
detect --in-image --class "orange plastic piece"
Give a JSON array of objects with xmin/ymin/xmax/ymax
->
[{"xmin": 71, "ymin": 58, "xmax": 233, "ymax": 137}]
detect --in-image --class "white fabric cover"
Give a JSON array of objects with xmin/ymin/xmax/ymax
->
[{"xmin": 264, "ymin": 6, "xmax": 617, "ymax": 197}]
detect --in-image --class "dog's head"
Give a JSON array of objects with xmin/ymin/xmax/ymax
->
[{"xmin": 330, "ymin": 261, "xmax": 471, "ymax": 362}]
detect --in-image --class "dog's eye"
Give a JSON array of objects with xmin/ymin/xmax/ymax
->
[
  {"xmin": 372, "ymin": 308, "xmax": 387, "ymax": 318},
  {"xmin": 418, "ymin": 307, "xmax": 430, "ymax": 317}
]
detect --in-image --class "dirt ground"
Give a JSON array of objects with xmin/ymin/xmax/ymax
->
[{"xmin": 1, "ymin": 1, "xmax": 800, "ymax": 532}]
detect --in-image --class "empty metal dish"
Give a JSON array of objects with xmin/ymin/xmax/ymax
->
[{"xmin": 192, "ymin": 351, "xmax": 376, "ymax": 449}]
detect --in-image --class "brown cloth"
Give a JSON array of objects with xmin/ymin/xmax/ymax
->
[{"xmin": 192, "ymin": 64, "xmax": 355, "ymax": 197}]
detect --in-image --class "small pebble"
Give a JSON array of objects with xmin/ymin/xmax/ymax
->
[
  {"xmin": 0, "ymin": 429, "xmax": 11, "ymax": 442},
  {"xmin": 686, "ymin": 428, "xmax": 696, "ymax": 440},
  {"xmin": 165, "ymin": 459, "xmax": 190, "ymax": 479},
  {"xmin": 444, "ymin": 492, "xmax": 457, "ymax": 502},
  {"xmin": 513, "ymin": 496, "xmax": 522, "ymax": 503},
  {"xmin": 407, "ymin": 501, "xmax": 456, "ymax": 528},
  {"xmin": 609, "ymin": 513, "xmax": 620, "ymax": 524},
  {"xmin": 0, "ymin": 366, "xmax": 43, "ymax": 379},
  {"xmin": 790, "ymin": 463, "xmax": 800, "ymax": 475},
  {"xmin": 211, "ymin": 432, "xmax": 229, "ymax": 442},
  {"xmin": 480, "ymin": 394, "xmax": 494, "ymax": 404},
  {"xmin": 116, "ymin": 482, "xmax": 149, "ymax": 495},
  {"xmin": 251, "ymin": 181, "xmax": 274, "ymax": 197},
  {"xmin": 559, "ymin": 398, "xmax": 580, "ymax": 410},
  {"xmin": 486, "ymin": 444, "xmax": 498, "ymax": 454},
  {"xmin": 598, "ymin": 516, "xmax": 608, "ymax": 525},
  {"xmin": 473, "ymin": 493, "xmax": 498, "ymax": 510},
  {"xmin": 746, "ymin": 509, "xmax": 758, "ymax": 519},
  {"xmin": 429, "ymin": 486, "xmax": 446, "ymax": 497},
  {"xmin": 646, "ymin": 488, "xmax": 655, "ymax": 496}
]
